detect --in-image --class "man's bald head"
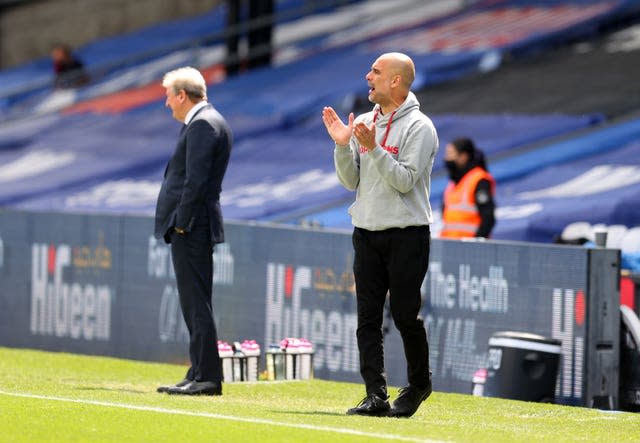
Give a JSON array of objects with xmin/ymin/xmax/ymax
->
[{"xmin": 378, "ymin": 52, "xmax": 415, "ymax": 90}]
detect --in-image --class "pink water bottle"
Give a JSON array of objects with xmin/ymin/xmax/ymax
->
[
  {"xmin": 217, "ymin": 340, "xmax": 234, "ymax": 383},
  {"xmin": 241, "ymin": 339, "xmax": 261, "ymax": 382}
]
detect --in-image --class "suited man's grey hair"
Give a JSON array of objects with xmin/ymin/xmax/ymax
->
[{"xmin": 162, "ymin": 67, "xmax": 207, "ymax": 101}]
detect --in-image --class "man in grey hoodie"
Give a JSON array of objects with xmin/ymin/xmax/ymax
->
[{"xmin": 322, "ymin": 52, "xmax": 438, "ymax": 418}]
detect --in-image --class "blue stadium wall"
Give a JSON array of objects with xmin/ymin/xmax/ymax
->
[{"xmin": 0, "ymin": 209, "xmax": 620, "ymax": 407}]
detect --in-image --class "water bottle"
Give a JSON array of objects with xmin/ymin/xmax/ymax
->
[
  {"xmin": 298, "ymin": 338, "xmax": 314, "ymax": 380},
  {"xmin": 217, "ymin": 340, "xmax": 234, "ymax": 383},
  {"xmin": 232, "ymin": 341, "xmax": 246, "ymax": 381},
  {"xmin": 241, "ymin": 339, "xmax": 261, "ymax": 382},
  {"xmin": 266, "ymin": 344, "xmax": 282, "ymax": 381},
  {"xmin": 282, "ymin": 338, "xmax": 301, "ymax": 380},
  {"xmin": 274, "ymin": 347, "xmax": 285, "ymax": 380}
]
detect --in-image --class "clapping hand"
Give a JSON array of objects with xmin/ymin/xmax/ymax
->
[{"xmin": 322, "ymin": 107, "xmax": 354, "ymax": 146}]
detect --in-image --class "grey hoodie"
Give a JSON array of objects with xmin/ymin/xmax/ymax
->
[{"xmin": 334, "ymin": 92, "xmax": 439, "ymax": 231}]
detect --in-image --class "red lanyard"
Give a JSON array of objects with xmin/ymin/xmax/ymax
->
[{"xmin": 372, "ymin": 109, "xmax": 397, "ymax": 148}]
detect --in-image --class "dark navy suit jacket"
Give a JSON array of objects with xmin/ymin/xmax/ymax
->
[{"xmin": 154, "ymin": 104, "xmax": 232, "ymax": 245}]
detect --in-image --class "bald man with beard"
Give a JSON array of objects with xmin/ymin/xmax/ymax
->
[{"xmin": 322, "ymin": 53, "xmax": 439, "ymax": 418}]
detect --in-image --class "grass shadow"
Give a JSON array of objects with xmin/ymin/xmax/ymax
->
[
  {"xmin": 271, "ymin": 409, "xmax": 347, "ymax": 417},
  {"xmin": 74, "ymin": 386, "xmax": 146, "ymax": 394}
]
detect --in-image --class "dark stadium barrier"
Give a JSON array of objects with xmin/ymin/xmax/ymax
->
[{"xmin": 0, "ymin": 209, "xmax": 620, "ymax": 408}]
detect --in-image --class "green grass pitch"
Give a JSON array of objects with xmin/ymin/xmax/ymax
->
[{"xmin": 1, "ymin": 347, "xmax": 639, "ymax": 442}]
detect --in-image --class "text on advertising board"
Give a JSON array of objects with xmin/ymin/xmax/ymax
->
[
  {"xmin": 31, "ymin": 243, "xmax": 112, "ymax": 340},
  {"xmin": 265, "ymin": 263, "xmax": 359, "ymax": 374}
]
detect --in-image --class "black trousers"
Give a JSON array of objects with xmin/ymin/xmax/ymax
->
[
  {"xmin": 352, "ymin": 225, "xmax": 431, "ymax": 397},
  {"xmin": 171, "ymin": 219, "xmax": 222, "ymax": 383}
]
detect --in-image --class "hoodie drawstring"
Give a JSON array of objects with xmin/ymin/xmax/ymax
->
[{"xmin": 373, "ymin": 109, "xmax": 397, "ymax": 149}]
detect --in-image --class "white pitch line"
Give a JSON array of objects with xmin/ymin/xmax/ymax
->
[{"xmin": 0, "ymin": 390, "xmax": 444, "ymax": 443}]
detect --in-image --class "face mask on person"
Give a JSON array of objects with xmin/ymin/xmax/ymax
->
[{"xmin": 445, "ymin": 160, "xmax": 463, "ymax": 182}]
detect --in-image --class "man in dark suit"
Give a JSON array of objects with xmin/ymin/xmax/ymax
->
[{"xmin": 154, "ymin": 66, "xmax": 232, "ymax": 396}]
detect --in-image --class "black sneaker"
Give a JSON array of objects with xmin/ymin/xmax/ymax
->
[
  {"xmin": 390, "ymin": 384, "xmax": 432, "ymax": 418},
  {"xmin": 346, "ymin": 393, "xmax": 391, "ymax": 417}
]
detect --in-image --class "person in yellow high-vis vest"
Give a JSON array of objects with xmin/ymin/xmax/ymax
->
[{"xmin": 441, "ymin": 137, "xmax": 496, "ymax": 238}]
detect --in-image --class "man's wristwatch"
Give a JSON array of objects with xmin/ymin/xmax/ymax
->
[{"xmin": 174, "ymin": 227, "xmax": 186, "ymax": 235}]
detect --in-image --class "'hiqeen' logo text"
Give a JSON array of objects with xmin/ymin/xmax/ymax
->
[
  {"xmin": 30, "ymin": 243, "xmax": 112, "ymax": 341},
  {"xmin": 552, "ymin": 288, "xmax": 586, "ymax": 401},
  {"xmin": 265, "ymin": 263, "xmax": 359, "ymax": 374}
]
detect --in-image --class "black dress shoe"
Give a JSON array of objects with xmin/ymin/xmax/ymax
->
[
  {"xmin": 346, "ymin": 393, "xmax": 390, "ymax": 416},
  {"xmin": 390, "ymin": 383, "xmax": 432, "ymax": 418},
  {"xmin": 157, "ymin": 378, "xmax": 191, "ymax": 393},
  {"xmin": 167, "ymin": 380, "xmax": 222, "ymax": 396}
]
